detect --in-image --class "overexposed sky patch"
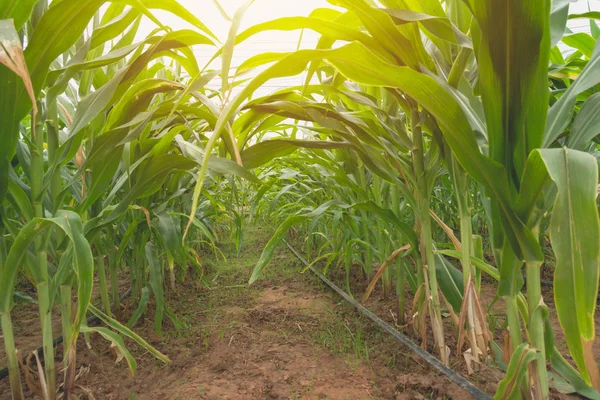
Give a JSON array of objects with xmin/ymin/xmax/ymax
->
[
  {"xmin": 138, "ymin": 1, "xmax": 330, "ymax": 92},
  {"xmin": 136, "ymin": 0, "xmax": 600, "ymax": 92}
]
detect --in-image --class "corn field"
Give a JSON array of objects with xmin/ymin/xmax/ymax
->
[{"xmin": 1, "ymin": 0, "xmax": 600, "ymax": 399}]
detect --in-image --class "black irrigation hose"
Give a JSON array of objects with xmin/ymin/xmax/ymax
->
[
  {"xmin": 0, "ymin": 288, "xmax": 132, "ymax": 381},
  {"xmin": 284, "ymin": 240, "xmax": 492, "ymax": 400}
]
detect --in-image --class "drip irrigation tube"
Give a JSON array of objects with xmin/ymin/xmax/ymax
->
[
  {"xmin": 0, "ymin": 288, "xmax": 132, "ymax": 381},
  {"xmin": 2, "ymin": 246, "xmax": 496, "ymax": 399},
  {"xmin": 284, "ymin": 240, "xmax": 492, "ymax": 400}
]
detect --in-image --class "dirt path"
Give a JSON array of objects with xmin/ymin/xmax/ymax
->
[{"xmin": 1, "ymin": 225, "xmax": 473, "ymax": 399}]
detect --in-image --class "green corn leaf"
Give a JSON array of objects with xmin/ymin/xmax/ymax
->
[
  {"xmin": 68, "ymin": 30, "xmax": 212, "ymax": 137},
  {"xmin": 81, "ymin": 326, "xmax": 137, "ymax": 374},
  {"xmin": 0, "ymin": 18, "xmax": 36, "ymax": 209},
  {"xmin": 240, "ymin": 139, "xmax": 355, "ymax": 169},
  {"xmin": 22, "ymin": 0, "xmax": 107, "ymax": 116},
  {"xmin": 126, "ymin": 287, "xmax": 150, "ymax": 328},
  {"xmin": 49, "ymin": 41, "xmax": 144, "ymax": 79},
  {"xmin": 6, "ymin": 179, "xmax": 33, "ymax": 221},
  {"xmin": 568, "ymin": 11, "xmax": 600, "ymax": 22},
  {"xmin": 235, "ymin": 16, "xmax": 390, "ymax": 62},
  {"xmin": 0, "ymin": 1, "xmax": 109, "ymax": 204},
  {"xmin": 105, "ymin": 78, "xmax": 184, "ymax": 128},
  {"xmin": 222, "ymin": 0, "xmax": 254, "ymax": 96},
  {"xmin": 90, "ymin": 8, "xmax": 141, "ymax": 50},
  {"xmin": 536, "ymin": 148, "xmax": 600, "ymax": 386},
  {"xmin": 173, "ymin": 212, "xmax": 215, "ymax": 244},
  {"xmin": 0, "ymin": 0, "xmax": 39, "ymax": 29},
  {"xmin": 328, "ymin": 0, "xmax": 420, "ymax": 68},
  {"xmin": 516, "ymin": 147, "xmax": 600, "ymax": 385},
  {"xmin": 146, "ymin": 241, "xmax": 165, "ymax": 336},
  {"xmin": 205, "ymin": 41, "xmax": 541, "ymax": 262},
  {"xmin": 88, "ymin": 303, "xmax": 170, "ymax": 363},
  {"xmin": 102, "ymin": 153, "xmax": 151, "ymax": 208},
  {"xmin": 569, "ymin": 92, "xmax": 600, "ymax": 150},
  {"xmin": 13, "ymin": 291, "xmax": 36, "ymax": 304},
  {"xmin": 45, "ymin": 212, "xmax": 94, "ymax": 344},
  {"xmin": 159, "ymin": 47, "xmax": 200, "ymax": 76},
  {"xmin": 382, "ymin": 8, "xmax": 472, "ymax": 48},
  {"xmin": 0, "ymin": 220, "xmax": 52, "ymax": 313},
  {"xmin": 351, "ymin": 201, "xmax": 419, "ymax": 253},
  {"xmin": 550, "ymin": 0, "xmax": 571, "ymax": 47},
  {"xmin": 551, "ymin": 349, "xmax": 600, "ymax": 400},
  {"xmin": 249, "ymin": 200, "xmax": 346, "ymax": 283},
  {"xmin": 77, "ymin": 129, "xmax": 126, "ymax": 213},
  {"xmin": 49, "ymin": 247, "xmax": 75, "ymax": 305},
  {"xmin": 249, "ymin": 199, "xmax": 421, "ymax": 284},
  {"xmin": 438, "ymin": 249, "xmax": 500, "ymax": 280},
  {"xmin": 155, "ymin": 212, "xmax": 182, "ymax": 261},
  {"xmin": 562, "ymin": 32, "xmax": 596, "ymax": 57},
  {"xmin": 544, "ymin": 39, "xmax": 600, "ymax": 147},
  {"xmin": 494, "ymin": 344, "xmax": 540, "ymax": 400},
  {"xmin": 466, "ymin": 0, "xmax": 550, "ymax": 178},
  {"xmin": 130, "ymin": 154, "xmax": 196, "ymax": 200},
  {"xmin": 0, "ymin": 211, "xmax": 93, "ymax": 347},
  {"xmin": 88, "ymin": 154, "xmax": 195, "ymax": 231},
  {"xmin": 121, "ymin": 0, "xmax": 218, "ymax": 41},
  {"xmin": 176, "ymin": 138, "xmax": 261, "ymax": 184},
  {"xmin": 116, "ymin": 220, "xmax": 141, "ymax": 263},
  {"xmin": 434, "ymin": 253, "xmax": 463, "ymax": 313}
]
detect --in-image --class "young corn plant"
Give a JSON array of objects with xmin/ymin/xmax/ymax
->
[
  {"xmin": 2, "ymin": 1, "xmax": 600, "ymax": 399},
  {"xmin": 211, "ymin": 0, "xmax": 600, "ymax": 398},
  {"xmin": 0, "ymin": 2, "xmax": 259, "ymax": 399}
]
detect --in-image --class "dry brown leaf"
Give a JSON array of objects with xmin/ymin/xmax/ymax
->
[
  {"xmin": 110, "ymin": 342, "xmax": 125, "ymax": 365},
  {"xmin": 361, "ymin": 244, "xmax": 411, "ymax": 302},
  {"xmin": 18, "ymin": 351, "xmax": 43, "ymax": 398},
  {"xmin": 0, "ymin": 19, "xmax": 37, "ymax": 117}
]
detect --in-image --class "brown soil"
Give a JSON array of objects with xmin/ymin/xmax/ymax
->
[
  {"xmin": 0, "ymin": 229, "xmax": 473, "ymax": 400},
  {"xmin": 3, "ymin": 226, "xmax": 596, "ymax": 400},
  {"xmin": 336, "ymin": 262, "xmax": 600, "ymax": 400}
]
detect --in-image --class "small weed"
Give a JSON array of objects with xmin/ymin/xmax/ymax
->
[{"xmin": 313, "ymin": 311, "xmax": 369, "ymax": 362}]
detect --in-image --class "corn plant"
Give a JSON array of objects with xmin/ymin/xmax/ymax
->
[
  {"xmin": 2, "ymin": 1, "xmax": 600, "ymax": 399},
  {"xmin": 0, "ymin": 2, "xmax": 262, "ymax": 399},
  {"xmin": 213, "ymin": 0, "xmax": 600, "ymax": 398}
]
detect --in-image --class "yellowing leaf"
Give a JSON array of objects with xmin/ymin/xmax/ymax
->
[{"xmin": 0, "ymin": 19, "xmax": 37, "ymax": 115}]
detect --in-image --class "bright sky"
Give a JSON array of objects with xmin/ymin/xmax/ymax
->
[
  {"xmin": 136, "ymin": 0, "xmax": 600, "ymax": 93},
  {"xmin": 142, "ymin": 0, "xmax": 600, "ymax": 42},
  {"xmin": 137, "ymin": 1, "xmax": 330, "ymax": 92},
  {"xmin": 570, "ymin": 0, "xmax": 600, "ymax": 31}
]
